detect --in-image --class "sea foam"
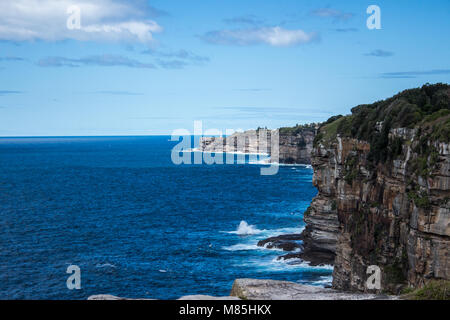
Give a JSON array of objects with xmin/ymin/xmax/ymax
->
[
  {"xmin": 226, "ymin": 221, "xmax": 263, "ymax": 235},
  {"xmin": 222, "ymin": 243, "xmax": 261, "ymax": 251}
]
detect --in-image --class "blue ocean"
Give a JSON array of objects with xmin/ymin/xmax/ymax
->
[{"xmin": 0, "ymin": 136, "xmax": 332, "ymax": 299}]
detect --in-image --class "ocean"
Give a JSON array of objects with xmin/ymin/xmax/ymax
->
[{"xmin": 0, "ymin": 136, "xmax": 332, "ymax": 299}]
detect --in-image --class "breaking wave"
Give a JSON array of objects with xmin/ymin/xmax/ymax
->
[{"xmin": 225, "ymin": 221, "xmax": 264, "ymax": 235}]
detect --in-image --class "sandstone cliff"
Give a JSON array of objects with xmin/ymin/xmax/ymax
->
[
  {"xmin": 298, "ymin": 144, "xmax": 340, "ymax": 265},
  {"xmin": 199, "ymin": 124, "xmax": 317, "ymax": 164},
  {"xmin": 277, "ymin": 125, "xmax": 317, "ymax": 164},
  {"xmin": 304, "ymin": 83, "xmax": 450, "ymax": 293}
]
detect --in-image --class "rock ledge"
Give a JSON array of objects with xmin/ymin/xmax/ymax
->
[{"xmin": 230, "ymin": 278, "xmax": 395, "ymax": 300}]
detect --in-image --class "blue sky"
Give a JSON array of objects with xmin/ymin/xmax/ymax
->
[{"xmin": 0, "ymin": 0, "xmax": 449, "ymax": 136}]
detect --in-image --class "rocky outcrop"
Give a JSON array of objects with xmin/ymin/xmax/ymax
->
[
  {"xmin": 257, "ymin": 234, "xmax": 302, "ymax": 251},
  {"xmin": 230, "ymin": 279, "xmax": 395, "ymax": 300},
  {"xmin": 303, "ymin": 84, "xmax": 450, "ymax": 293},
  {"xmin": 256, "ymin": 233, "xmax": 335, "ymax": 266},
  {"xmin": 199, "ymin": 125, "xmax": 317, "ymax": 164}
]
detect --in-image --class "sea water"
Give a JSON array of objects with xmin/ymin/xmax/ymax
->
[{"xmin": 0, "ymin": 136, "xmax": 332, "ymax": 299}]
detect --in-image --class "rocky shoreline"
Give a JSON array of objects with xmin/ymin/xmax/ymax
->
[{"xmin": 255, "ymin": 233, "xmax": 335, "ymax": 267}]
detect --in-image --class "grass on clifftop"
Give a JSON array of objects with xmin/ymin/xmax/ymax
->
[{"xmin": 401, "ymin": 280, "xmax": 450, "ymax": 300}]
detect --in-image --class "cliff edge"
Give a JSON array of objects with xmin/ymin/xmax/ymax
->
[{"xmin": 304, "ymin": 83, "xmax": 450, "ymax": 293}]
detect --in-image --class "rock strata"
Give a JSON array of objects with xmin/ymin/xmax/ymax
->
[
  {"xmin": 303, "ymin": 84, "xmax": 450, "ymax": 293},
  {"xmin": 296, "ymin": 141, "xmax": 342, "ymax": 266}
]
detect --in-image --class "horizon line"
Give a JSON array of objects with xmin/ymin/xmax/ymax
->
[{"xmin": 0, "ymin": 134, "xmax": 177, "ymax": 138}]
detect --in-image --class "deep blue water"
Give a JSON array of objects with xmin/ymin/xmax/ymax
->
[{"xmin": 0, "ymin": 136, "xmax": 332, "ymax": 300}]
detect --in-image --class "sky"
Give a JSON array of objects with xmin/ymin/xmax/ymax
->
[{"xmin": 0, "ymin": 0, "xmax": 449, "ymax": 136}]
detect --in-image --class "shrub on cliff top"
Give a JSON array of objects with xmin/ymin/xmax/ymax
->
[
  {"xmin": 317, "ymin": 83, "xmax": 450, "ymax": 161},
  {"xmin": 401, "ymin": 280, "xmax": 450, "ymax": 300},
  {"xmin": 279, "ymin": 123, "xmax": 317, "ymax": 136},
  {"xmin": 316, "ymin": 116, "xmax": 351, "ymax": 146}
]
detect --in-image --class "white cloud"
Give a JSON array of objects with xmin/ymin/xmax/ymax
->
[
  {"xmin": 0, "ymin": 0, "xmax": 163, "ymax": 43},
  {"xmin": 202, "ymin": 27, "xmax": 318, "ymax": 47}
]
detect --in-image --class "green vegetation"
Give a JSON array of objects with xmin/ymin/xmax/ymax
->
[
  {"xmin": 279, "ymin": 123, "xmax": 317, "ymax": 136},
  {"xmin": 315, "ymin": 83, "xmax": 450, "ymax": 161},
  {"xmin": 321, "ymin": 117, "xmax": 343, "ymax": 141},
  {"xmin": 401, "ymin": 280, "xmax": 450, "ymax": 300},
  {"xmin": 314, "ymin": 116, "xmax": 353, "ymax": 147},
  {"xmin": 422, "ymin": 108, "xmax": 450, "ymax": 122},
  {"xmin": 407, "ymin": 190, "xmax": 431, "ymax": 209},
  {"xmin": 313, "ymin": 132, "xmax": 324, "ymax": 147},
  {"xmin": 425, "ymin": 114, "xmax": 450, "ymax": 143}
]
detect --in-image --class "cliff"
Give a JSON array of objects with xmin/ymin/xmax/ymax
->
[
  {"xmin": 199, "ymin": 124, "xmax": 317, "ymax": 164},
  {"xmin": 277, "ymin": 124, "xmax": 317, "ymax": 164},
  {"xmin": 298, "ymin": 144, "xmax": 340, "ymax": 265},
  {"xmin": 304, "ymin": 83, "xmax": 450, "ymax": 293}
]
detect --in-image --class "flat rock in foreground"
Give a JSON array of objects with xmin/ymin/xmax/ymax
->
[
  {"xmin": 230, "ymin": 279, "xmax": 395, "ymax": 300},
  {"xmin": 88, "ymin": 294, "xmax": 239, "ymax": 300}
]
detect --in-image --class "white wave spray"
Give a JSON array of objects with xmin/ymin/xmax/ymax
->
[{"xmin": 227, "ymin": 221, "xmax": 263, "ymax": 235}]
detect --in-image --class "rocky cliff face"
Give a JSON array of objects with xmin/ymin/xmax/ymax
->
[
  {"xmin": 298, "ymin": 143, "xmax": 341, "ymax": 265},
  {"xmin": 278, "ymin": 126, "xmax": 316, "ymax": 164},
  {"xmin": 199, "ymin": 125, "xmax": 317, "ymax": 164},
  {"xmin": 304, "ymin": 84, "xmax": 450, "ymax": 293},
  {"xmin": 330, "ymin": 136, "xmax": 449, "ymax": 293}
]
